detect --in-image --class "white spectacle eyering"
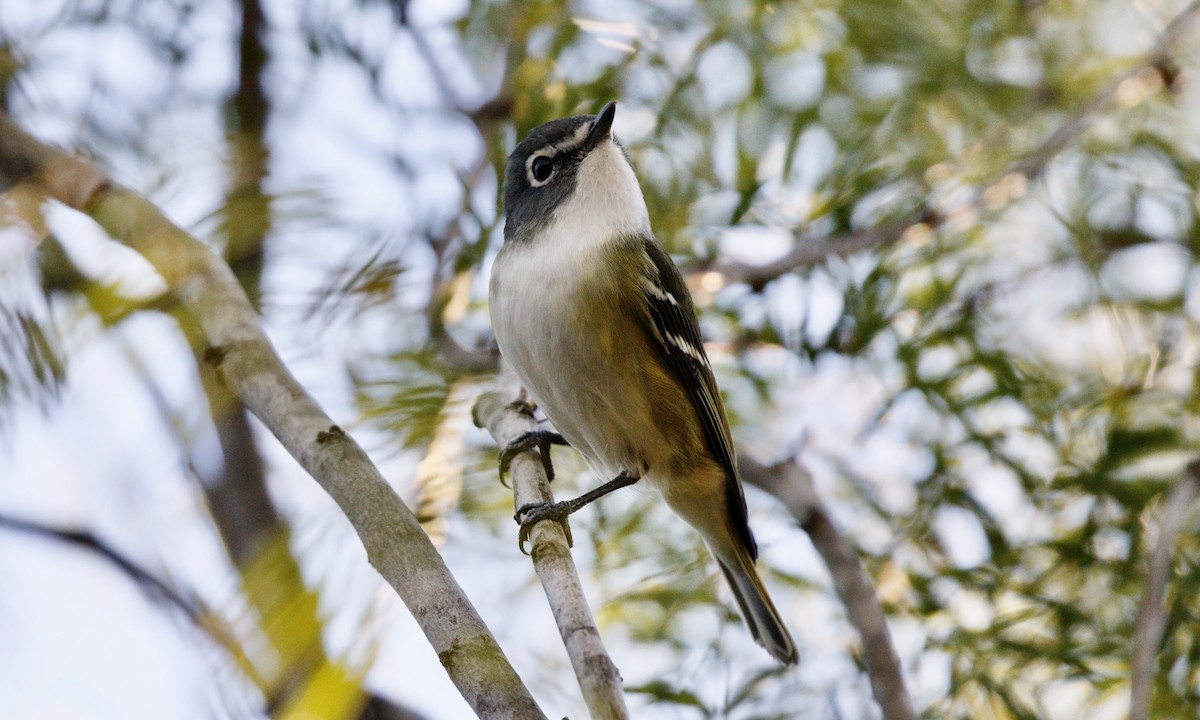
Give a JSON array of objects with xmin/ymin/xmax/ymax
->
[
  {"xmin": 525, "ymin": 123, "xmax": 594, "ymax": 188},
  {"xmin": 526, "ymin": 152, "xmax": 556, "ymax": 187}
]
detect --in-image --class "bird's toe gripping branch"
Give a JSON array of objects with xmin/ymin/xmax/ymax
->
[
  {"xmin": 498, "ymin": 430, "xmax": 568, "ymax": 487},
  {"xmin": 512, "ymin": 470, "xmax": 641, "ymax": 554},
  {"xmin": 514, "ymin": 500, "xmax": 576, "ymax": 554}
]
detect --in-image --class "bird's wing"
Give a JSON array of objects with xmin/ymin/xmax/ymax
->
[{"xmin": 637, "ymin": 235, "xmax": 757, "ymax": 559}]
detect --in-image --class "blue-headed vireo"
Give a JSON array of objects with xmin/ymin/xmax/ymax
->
[{"xmin": 489, "ymin": 101, "xmax": 798, "ymax": 665}]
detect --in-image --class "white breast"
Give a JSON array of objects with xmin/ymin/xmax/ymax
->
[
  {"xmin": 489, "ymin": 138, "xmax": 654, "ymax": 474},
  {"xmin": 490, "ymin": 238, "xmax": 613, "ymax": 472}
]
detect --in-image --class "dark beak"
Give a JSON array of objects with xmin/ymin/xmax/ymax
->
[{"xmin": 587, "ymin": 101, "xmax": 617, "ymax": 146}]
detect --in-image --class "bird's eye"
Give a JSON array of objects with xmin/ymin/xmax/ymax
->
[{"xmin": 531, "ymin": 156, "xmax": 554, "ymax": 183}]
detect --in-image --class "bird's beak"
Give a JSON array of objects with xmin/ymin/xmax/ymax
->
[{"xmin": 587, "ymin": 101, "xmax": 617, "ymax": 147}]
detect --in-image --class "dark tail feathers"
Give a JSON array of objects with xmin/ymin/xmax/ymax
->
[{"xmin": 717, "ymin": 551, "xmax": 798, "ymax": 665}]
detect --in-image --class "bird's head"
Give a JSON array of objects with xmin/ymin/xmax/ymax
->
[{"xmin": 502, "ymin": 101, "xmax": 649, "ymax": 244}]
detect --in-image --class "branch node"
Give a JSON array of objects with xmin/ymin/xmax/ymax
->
[{"xmin": 316, "ymin": 425, "xmax": 346, "ymax": 444}]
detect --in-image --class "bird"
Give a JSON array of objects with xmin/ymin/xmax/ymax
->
[{"xmin": 488, "ymin": 101, "xmax": 798, "ymax": 665}]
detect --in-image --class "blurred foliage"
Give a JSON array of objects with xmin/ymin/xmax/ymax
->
[
  {"xmin": 6, "ymin": 0, "xmax": 1200, "ymax": 718},
  {"xmin": 0, "ymin": 299, "xmax": 65, "ymax": 419}
]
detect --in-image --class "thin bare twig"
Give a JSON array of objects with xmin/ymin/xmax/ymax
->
[
  {"xmin": 0, "ymin": 512, "xmax": 258, "ymax": 674},
  {"xmin": 473, "ymin": 391, "xmax": 630, "ymax": 720},
  {"xmin": 738, "ymin": 454, "xmax": 914, "ymax": 720},
  {"xmin": 1130, "ymin": 459, "xmax": 1200, "ymax": 720},
  {"xmin": 0, "ymin": 513, "xmax": 200, "ymax": 619}
]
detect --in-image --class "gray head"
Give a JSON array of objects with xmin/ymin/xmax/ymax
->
[{"xmin": 503, "ymin": 102, "xmax": 648, "ymax": 244}]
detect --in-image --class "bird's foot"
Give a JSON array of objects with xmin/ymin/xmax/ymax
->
[
  {"xmin": 515, "ymin": 501, "xmax": 575, "ymax": 554},
  {"xmin": 498, "ymin": 430, "xmax": 568, "ymax": 487},
  {"xmin": 511, "ymin": 471, "xmax": 640, "ymax": 554}
]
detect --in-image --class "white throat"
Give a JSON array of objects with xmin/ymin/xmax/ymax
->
[{"xmin": 542, "ymin": 139, "xmax": 651, "ymax": 253}]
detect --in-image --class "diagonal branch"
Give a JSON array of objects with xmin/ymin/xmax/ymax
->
[
  {"xmin": 1130, "ymin": 459, "xmax": 1200, "ymax": 720},
  {"xmin": 473, "ymin": 391, "xmax": 630, "ymax": 720},
  {"xmin": 698, "ymin": 0, "xmax": 1200, "ymax": 289},
  {"xmin": 0, "ymin": 511, "xmax": 259, "ymax": 682},
  {"xmin": 738, "ymin": 454, "xmax": 914, "ymax": 720},
  {"xmin": 0, "ymin": 113, "xmax": 545, "ymax": 720},
  {"xmin": 1004, "ymin": 0, "xmax": 1200, "ymax": 182},
  {"xmin": 0, "ymin": 512, "xmax": 202, "ymax": 621}
]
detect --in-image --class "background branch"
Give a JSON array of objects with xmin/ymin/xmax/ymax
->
[
  {"xmin": 473, "ymin": 391, "xmax": 629, "ymax": 720},
  {"xmin": 0, "ymin": 511, "xmax": 255, "ymax": 676},
  {"xmin": 738, "ymin": 454, "xmax": 914, "ymax": 720},
  {"xmin": 0, "ymin": 114, "xmax": 545, "ymax": 720},
  {"xmin": 693, "ymin": 0, "xmax": 1200, "ymax": 289},
  {"xmin": 1130, "ymin": 459, "xmax": 1200, "ymax": 720},
  {"xmin": 0, "ymin": 512, "xmax": 201, "ymax": 621}
]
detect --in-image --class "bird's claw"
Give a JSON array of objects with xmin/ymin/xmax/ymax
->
[
  {"xmin": 515, "ymin": 501, "xmax": 574, "ymax": 554},
  {"xmin": 498, "ymin": 430, "xmax": 568, "ymax": 487}
]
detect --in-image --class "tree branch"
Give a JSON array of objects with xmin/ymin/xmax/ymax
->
[
  {"xmin": 738, "ymin": 454, "xmax": 914, "ymax": 720},
  {"xmin": 0, "ymin": 512, "xmax": 201, "ymax": 619},
  {"xmin": 1004, "ymin": 0, "xmax": 1200, "ymax": 181},
  {"xmin": 699, "ymin": 219, "xmax": 917, "ymax": 290},
  {"xmin": 0, "ymin": 511, "xmax": 258, "ymax": 677},
  {"xmin": 0, "ymin": 114, "xmax": 545, "ymax": 720},
  {"xmin": 473, "ymin": 391, "xmax": 630, "ymax": 720},
  {"xmin": 695, "ymin": 0, "xmax": 1200, "ymax": 289},
  {"xmin": 1130, "ymin": 459, "xmax": 1200, "ymax": 720}
]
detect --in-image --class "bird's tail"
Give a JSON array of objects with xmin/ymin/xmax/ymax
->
[{"xmin": 716, "ymin": 547, "xmax": 798, "ymax": 665}]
